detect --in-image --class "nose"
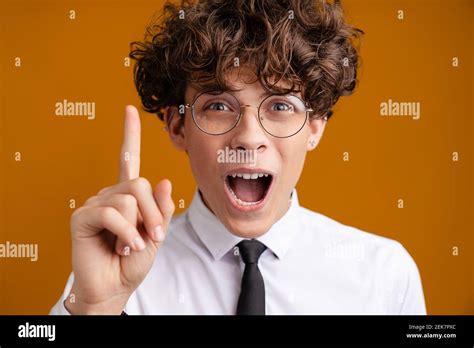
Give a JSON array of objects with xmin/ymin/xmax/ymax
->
[{"xmin": 229, "ymin": 105, "xmax": 269, "ymax": 153}]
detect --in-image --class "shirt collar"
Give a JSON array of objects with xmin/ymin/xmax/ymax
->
[{"xmin": 187, "ymin": 188, "xmax": 301, "ymax": 261}]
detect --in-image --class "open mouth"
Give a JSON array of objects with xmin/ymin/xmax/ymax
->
[{"xmin": 225, "ymin": 172, "xmax": 273, "ymax": 207}]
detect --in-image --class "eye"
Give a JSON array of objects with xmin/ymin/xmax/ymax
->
[
  {"xmin": 270, "ymin": 102, "xmax": 294, "ymax": 112},
  {"xmin": 208, "ymin": 102, "xmax": 229, "ymax": 111}
]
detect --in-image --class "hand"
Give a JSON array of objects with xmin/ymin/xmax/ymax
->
[{"xmin": 65, "ymin": 105, "xmax": 175, "ymax": 314}]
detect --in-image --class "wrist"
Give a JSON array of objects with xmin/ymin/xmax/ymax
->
[{"xmin": 64, "ymin": 286, "xmax": 130, "ymax": 315}]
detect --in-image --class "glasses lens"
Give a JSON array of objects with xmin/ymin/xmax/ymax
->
[
  {"xmin": 259, "ymin": 95, "xmax": 308, "ymax": 137},
  {"xmin": 192, "ymin": 91, "xmax": 240, "ymax": 134}
]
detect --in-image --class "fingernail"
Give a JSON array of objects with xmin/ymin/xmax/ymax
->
[
  {"xmin": 134, "ymin": 237, "xmax": 146, "ymax": 251},
  {"xmin": 154, "ymin": 225, "xmax": 165, "ymax": 242}
]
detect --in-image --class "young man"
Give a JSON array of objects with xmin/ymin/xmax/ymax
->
[{"xmin": 51, "ymin": 0, "xmax": 426, "ymax": 315}]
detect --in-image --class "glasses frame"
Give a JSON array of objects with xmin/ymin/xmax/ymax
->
[{"xmin": 184, "ymin": 90, "xmax": 318, "ymax": 138}]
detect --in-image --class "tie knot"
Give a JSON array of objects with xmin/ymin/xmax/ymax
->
[{"xmin": 237, "ymin": 239, "xmax": 267, "ymax": 264}]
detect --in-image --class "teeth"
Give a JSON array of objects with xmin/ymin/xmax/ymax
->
[
  {"xmin": 229, "ymin": 173, "xmax": 270, "ymax": 180},
  {"xmin": 225, "ymin": 173, "xmax": 272, "ymax": 206}
]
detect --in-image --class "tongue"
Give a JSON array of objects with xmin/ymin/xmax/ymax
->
[{"xmin": 230, "ymin": 177, "xmax": 265, "ymax": 202}]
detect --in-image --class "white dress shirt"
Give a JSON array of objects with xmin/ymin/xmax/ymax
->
[{"xmin": 50, "ymin": 189, "xmax": 426, "ymax": 315}]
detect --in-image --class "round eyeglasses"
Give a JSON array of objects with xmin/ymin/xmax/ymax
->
[{"xmin": 184, "ymin": 90, "xmax": 318, "ymax": 138}]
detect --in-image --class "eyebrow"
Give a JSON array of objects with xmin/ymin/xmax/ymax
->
[
  {"xmin": 235, "ymin": 91, "xmax": 276, "ymax": 105},
  {"xmin": 230, "ymin": 90, "xmax": 274, "ymax": 102},
  {"xmin": 215, "ymin": 90, "xmax": 272, "ymax": 100},
  {"xmin": 197, "ymin": 89, "xmax": 272, "ymax": 101},
  {"xmin": 190, "ymin": 88, "xmax": 291, "ymax": 104},
  {"xmin": 258, "ymin": 91, "xmax": 272, "ymax": 100}
]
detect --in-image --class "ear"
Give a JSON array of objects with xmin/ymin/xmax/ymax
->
[
  {"xmin": 164, "ymin": 106, "xmax": 186, "ymax": 151},
  {"xmin": 306, "ymin": 116, "xmax": 327, "ymax": 151}
]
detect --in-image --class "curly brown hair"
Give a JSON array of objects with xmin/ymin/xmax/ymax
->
[{"xmin": 129, "ymin": 0, "xmax": 363, "ymax": 121}]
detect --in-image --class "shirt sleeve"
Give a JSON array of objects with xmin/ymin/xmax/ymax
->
[
  {"xmin": 381, "ymin": 241, "xmax": 426, "ymax": 315},
  {"xmin": 396, "ymin": 244, "xmax": 427, "ymax": 315},
  {"xmin": 49, "ymin": 272, "xmax": 75, "ymax": 315}
]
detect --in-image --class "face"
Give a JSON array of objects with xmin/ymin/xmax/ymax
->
[{"xmin": 166, "ymin": 66, "xmax": 326, "ymax": 238}]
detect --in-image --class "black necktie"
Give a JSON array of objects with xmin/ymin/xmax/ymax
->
[{"xmin": 236, "ymin": 239, "xmax": 267, "ymax": 315}]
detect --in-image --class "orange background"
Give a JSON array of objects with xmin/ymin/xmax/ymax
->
[{"xmin": 0, "ymin": 0, "xmax": 472, "ymax": 314}]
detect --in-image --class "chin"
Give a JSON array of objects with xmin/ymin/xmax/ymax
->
[{"xmin": 224, "ymin": 218, "xmax": 272, "ymax": 239}]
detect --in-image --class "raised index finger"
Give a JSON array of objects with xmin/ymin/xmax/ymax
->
[{"xmin": 119, "ymin": 105, "xmax": 141, "ymax": 182}]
